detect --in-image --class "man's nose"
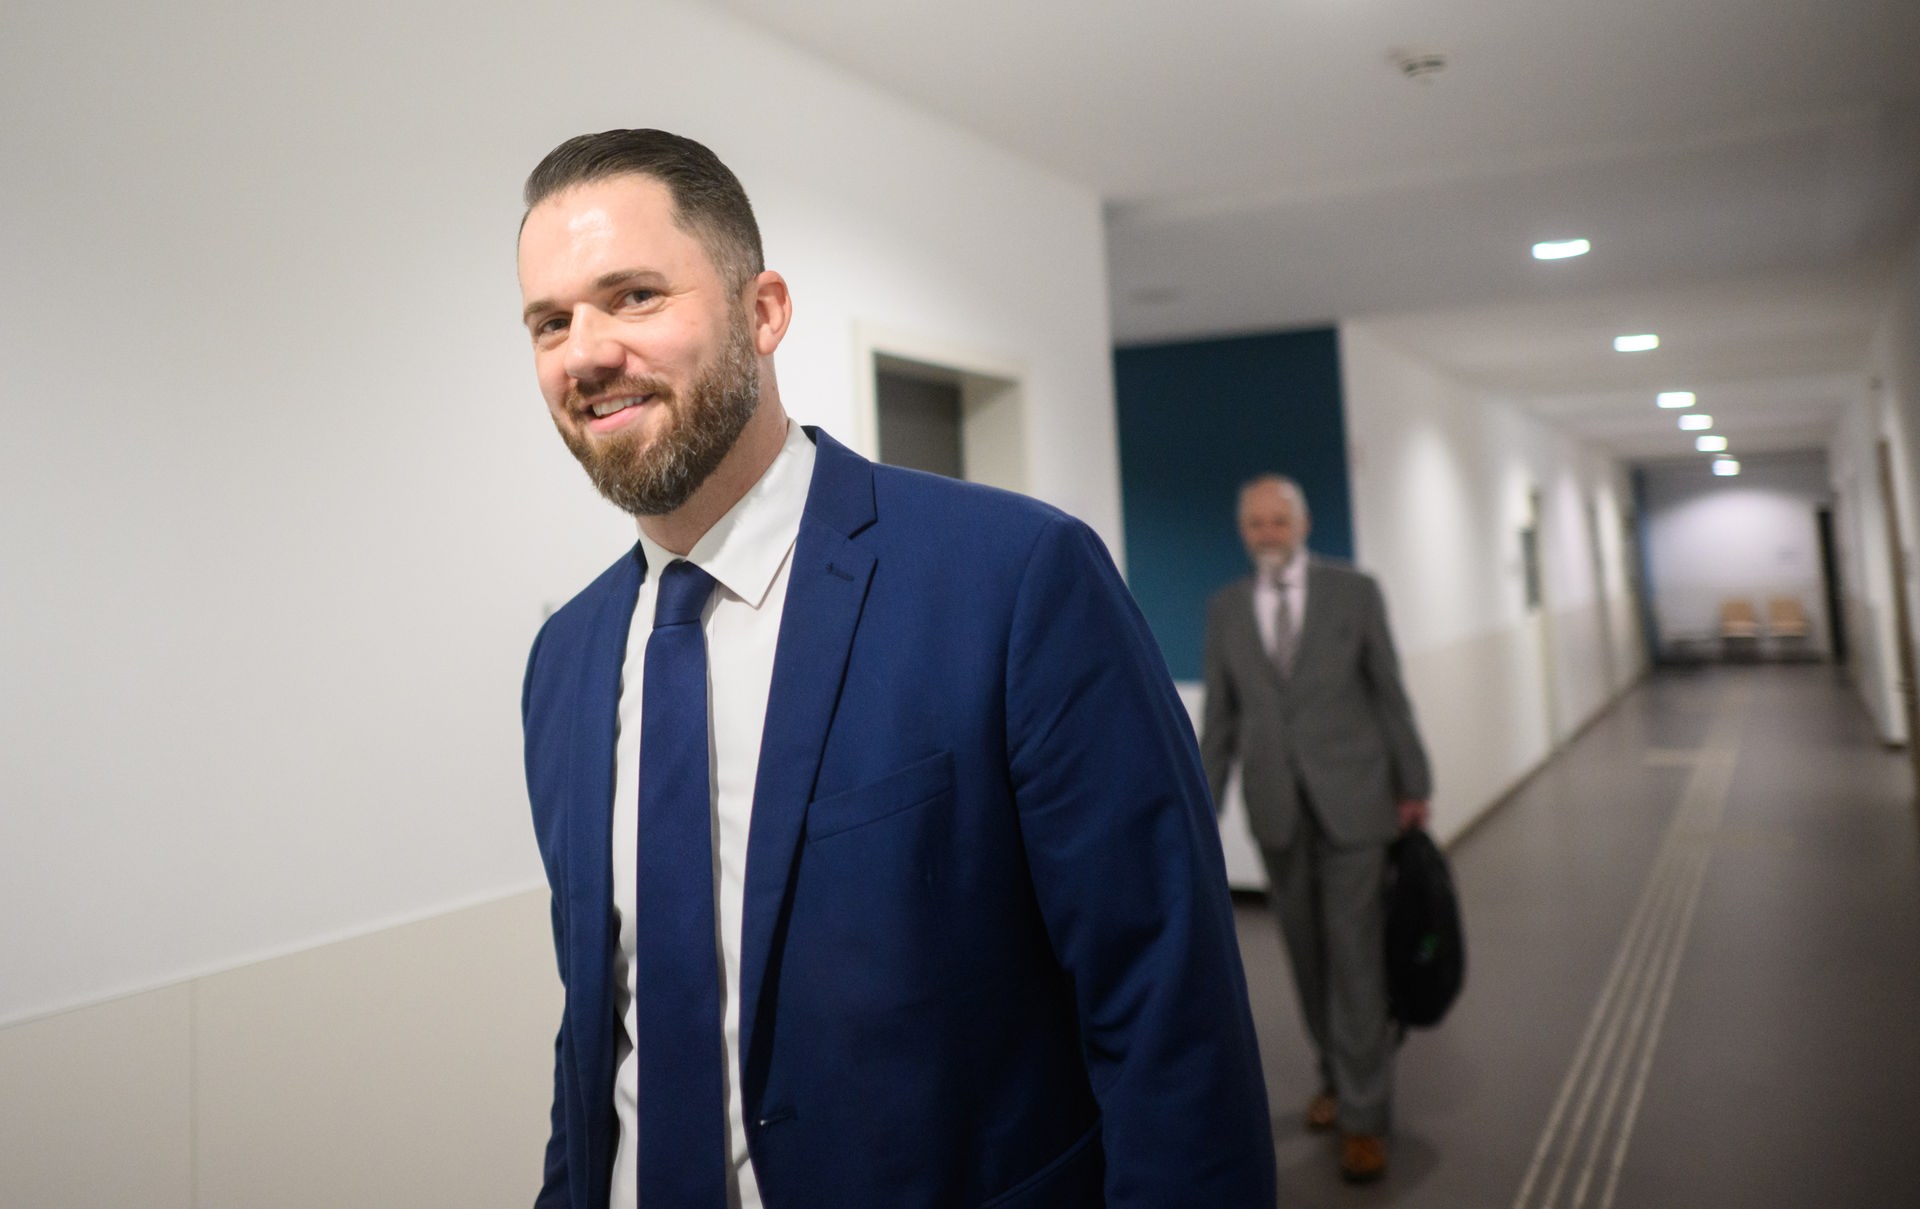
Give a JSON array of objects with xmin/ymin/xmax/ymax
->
[{"xmin": 562, "ymin": 305, "xmax": 624, "ymax": 383}]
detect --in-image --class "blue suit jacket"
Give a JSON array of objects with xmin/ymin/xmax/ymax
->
[{"xmin": 523, "ymin": 429, "xmax": 1274, "ymax": 1208}]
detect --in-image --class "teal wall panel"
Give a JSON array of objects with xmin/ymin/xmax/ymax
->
[{"xmin": 1114, "ymin": 328, "xmax": 1353, "ymax": 680}]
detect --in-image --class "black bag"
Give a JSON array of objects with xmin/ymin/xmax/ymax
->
[{"xmin": 1384, "ymin": 827, "xmax": 1465, "ymax": 1028}]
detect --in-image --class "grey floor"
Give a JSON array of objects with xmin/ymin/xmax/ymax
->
[{"xmin": 1234, "ymin": 663, "xmax": 1920, "ymax": 1207}]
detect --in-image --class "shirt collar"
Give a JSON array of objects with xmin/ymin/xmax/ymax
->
[
  {"xmin": 1261, "ymin": 549, "xmax": 1308, "ymax": 589},
  {"xmin": 635, "ymin": 420, "xmax": 816, "ymax": 608},
  {"xmin": 1281, "ymin": 548, "xmax": 1308, "ymax": 586}
]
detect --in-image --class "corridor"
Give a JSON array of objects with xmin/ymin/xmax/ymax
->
[{"xmin": 1236, "ymin": 664, "xmax": 1920, "ymax": 1207}]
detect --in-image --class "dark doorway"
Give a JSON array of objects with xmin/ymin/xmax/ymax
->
[
  {"xmin": 1816, "ymin": 506, "xmax": 1849, "ymax": 665},
  {"xmin": 876, "ymin": 363, "xmax": 964, "ymax": 480}
]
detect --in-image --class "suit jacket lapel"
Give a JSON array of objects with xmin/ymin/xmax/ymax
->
[
  {"xmin": 566, "ymin": 545, "xmax": 644, "ymax": 1129},
  {"xmin": 1232, "ymin": 577, "xmax": 1275, "ymax": 683},
  {"xmin": 1291, "ymin": 561, "xmax": 1325, "ymax": 679},
  {"xmin": 1234, "ymin": 577, "xmax": 1259, "ymax": 641},
  {"xmin": 1293, "ymin": 561, "xmax": 1340, "ymax": 679},
  {"xmin": 738, "ymin": 429, "xmax": 876, "ymax": 1100}
]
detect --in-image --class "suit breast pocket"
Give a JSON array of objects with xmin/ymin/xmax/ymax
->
[{"xmin": 804, "ymin": 750, "xmax": 956, "ymax": 842}]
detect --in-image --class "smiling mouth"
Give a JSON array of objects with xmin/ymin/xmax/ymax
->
[{"xmin": 587, "ymin": 394, "xmax": 651, "ymax": 419}]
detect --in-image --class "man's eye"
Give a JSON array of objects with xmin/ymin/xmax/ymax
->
[
  {"xmin": 534, "ymin": 315, "xmax": 568, "ymax": 339},
  {"xmin": 621, "ymin": 288, "xmax": 656, "ymax": 307}
]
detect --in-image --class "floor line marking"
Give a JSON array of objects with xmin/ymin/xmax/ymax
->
[
  {"xmin": 1510, "ymin": 877, "xmax": 1648, "ymax": 1208},
  {"xmin": 1512, "ymin": 703, "xmax": 1741, "ymax": 1209},
  {"xmin": 1515, "ymin": 830, "xmax": 1689, "ymax": 1209},
  {"xmin": 1596, "ymin": 757, "xmax": 1732, "ymax": 1209},
  {"xmin": 1571, "ymin": 845, "xmax": 1707, "ymax": 1208},
  {"xmin": 1555, "ymin": 848, "xmax": 1692, "ymax": 1208}
]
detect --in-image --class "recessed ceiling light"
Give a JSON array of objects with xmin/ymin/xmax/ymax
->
[
  {"xmin": 1615, "ymin": 333, "xmax": 1660, "ymax": 352},
  {"xmin": 1712, "ymin": 459, "xmax": 1741, "ymax": 476},
  {"xmin": 1532, "ymin": 238, "xmax": 1591, "ymax": 260},
  {"xmin": 1657, "ymin": 391, "xmax": 1696, "ymax": 409},
  {"xmin": 1696, "ymin": 435, "xmax": 1728, "ymax": 452},
  {"xmin": 1679, "ymin": 414, "xmax": 1713, "ymax": 431}
]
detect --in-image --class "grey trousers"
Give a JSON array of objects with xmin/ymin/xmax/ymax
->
[{"xmin": 1260, "ymin": 811, "xmax": 1395, "ymax": 1135}]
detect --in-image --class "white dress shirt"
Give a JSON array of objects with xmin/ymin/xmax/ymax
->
[
  {"xmin": 608, "ymin": 420, "xmax": 815, "ymax": 1209},
  {"xmin": 1252, "ymin": 548, "xmax": 1309, "ymax": 662}
]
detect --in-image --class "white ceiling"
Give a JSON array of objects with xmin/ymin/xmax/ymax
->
[{"xmin": 700, "ymin": 0, "xmax": 1920, "ymax": 463}]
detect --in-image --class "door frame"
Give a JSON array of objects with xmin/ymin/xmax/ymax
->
[{"xmin": 852, "ymin": 322, "xmax": 1029, "ymax": 495}]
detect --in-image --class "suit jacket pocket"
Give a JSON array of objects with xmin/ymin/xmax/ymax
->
[{"xmin": 804, "ymin": 750, "xmax": 955, "ymax": 842}]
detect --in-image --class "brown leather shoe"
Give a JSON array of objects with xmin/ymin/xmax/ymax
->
[
  {"xmin": 1340, "ymin": 1133, "xmax": 1388, "ymax": 1183},
  {"xmin": 1304, "ymin": 1091, "xmax": 1339, "ymax": 1131}
]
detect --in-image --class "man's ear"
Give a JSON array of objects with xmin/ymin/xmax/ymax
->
[{"xmin": 746, "ymin": 270, "xmax": 792, "ymax": 356}]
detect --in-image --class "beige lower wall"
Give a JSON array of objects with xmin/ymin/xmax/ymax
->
[
  {"xmin": 0, "ymin": 890, "xmax": 559, "ymax": 1209},
  {"xmin": 1403, "ymin": 603, "xmax": 1644, "ymax": 844},
  {"xmin": 0, "ymin": 982, "xmax": 195, "ymax": 1208},
  {"xmin": 1403, "ymin": 621, "xmax": 1553, "ymax": 843},
  {"xmin": 1846, "ymin": 592, "xmax": 1905, "ymax": 742},
  {"xmin": 1549, "ymin": 596, "xmax": 1619, "ymax": 733}
]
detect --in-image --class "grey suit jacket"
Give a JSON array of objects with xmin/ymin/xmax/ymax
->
[{"xmin": 1200, "ymin": 558, "xmax": 1431, "ymax": 850}]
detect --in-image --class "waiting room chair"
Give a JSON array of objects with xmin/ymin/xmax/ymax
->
[
  {"xmin": 1766, "ymin": 596, "xmax": 1812, "ymax": 657},
  {"xmin": 1720, "ymin": 599, "xmax": 1761, "ymax": 660}
]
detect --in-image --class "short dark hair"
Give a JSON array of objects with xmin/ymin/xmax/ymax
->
[{"xmin": 522, "ymin": 129, "xmax": 764, "ymax": 291}]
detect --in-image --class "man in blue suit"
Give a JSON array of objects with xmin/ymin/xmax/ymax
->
[{"xmin": 515, "ymin": 129, "xmax": 1274, "ymax": 1209}]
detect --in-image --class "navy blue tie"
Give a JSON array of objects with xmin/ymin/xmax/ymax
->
[{"xmin": 636, "ymin": 559, "xmax": 727, "ymax": 1208}]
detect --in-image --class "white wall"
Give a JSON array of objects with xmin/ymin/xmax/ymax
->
[
  {"xmin": 0, "ymin": 2, "xmax": 1125, "ymax": 1201},
  {"xmin": 1850, "ymin": 226, "xmax": 1920, "ymax": 741},
  {"xmin": 1639, "ymin": 451, "xmax": 1834, "ymax": 657},
  {"xmin": 1337, "ymin": 323, "xmax": 1647, "ymax": 842},
  {"xmin": 1831, "ymin": 384, "xmax": 1907, "ymax": 740},
  {"xmin": 0, "ymin": 0, "xmax": 1118, "ymax": 1026}
]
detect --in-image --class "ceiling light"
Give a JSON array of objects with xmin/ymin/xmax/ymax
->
[
  {"xmin": 1614, "ymin": 333, "xmax": 1660, "ymax": 352},
  {"xmin": 1532, "ymin": 239, "xmax": 1591, "ymax": 260},
  {"xmin": 1712, "ymin": 459, "xmax": 1741, "ymax": 476},
  {"xmin": 1657, "ymin": 391, "xmax": 1696, "ymax": 409},
  {"xmin": 1696, "ymin": 435, "xmax": 1728, "ymax": 452},
  {"xmin": 1679, "ymin": 414, "xmax": 1713, "ymax": 431}
]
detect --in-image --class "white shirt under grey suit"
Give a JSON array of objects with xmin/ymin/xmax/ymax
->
[
  {"xmin": 1199, "ymin": 551, "xmax": 1431, "ymax": 1136},
  {"xmin": 1201, "ymin": 553, "xmax": 1430, "ymax": 849}
]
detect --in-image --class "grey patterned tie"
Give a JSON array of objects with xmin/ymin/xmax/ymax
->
[{"xmin": 1271, "ymin": 574, "xmax": 1296, "ymax": 677}]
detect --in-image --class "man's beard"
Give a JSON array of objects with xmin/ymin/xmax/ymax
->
[
  {"xmin": 1252, "ymin": 549, "xmax": 1293, "ymax": 577},
  {"xmin": 556, "ymin": 309, "xmax": 761, "ymax": 517}
]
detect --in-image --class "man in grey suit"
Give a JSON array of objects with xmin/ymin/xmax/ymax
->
[{"xmin": 1200, "ymin": 474, "xmax": 1431, "ymax": 1184}]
